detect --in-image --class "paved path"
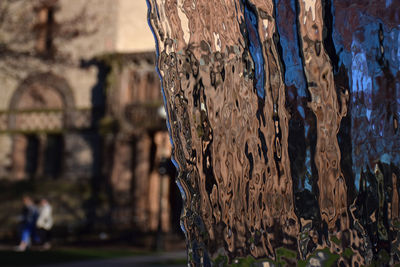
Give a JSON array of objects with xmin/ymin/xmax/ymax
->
[{"xmin": 42, "ymin": 251, "xmax": 187, "ymax": 267}]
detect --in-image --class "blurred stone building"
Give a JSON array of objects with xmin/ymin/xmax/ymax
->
[{"xmin": 0, "ymin": 0, "xmax": 177, "ymax": 234}]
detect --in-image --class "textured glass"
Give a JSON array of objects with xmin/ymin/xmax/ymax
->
[{"xmin": 147, "ymin": 0, "xmax": 400, "ymax": 265}]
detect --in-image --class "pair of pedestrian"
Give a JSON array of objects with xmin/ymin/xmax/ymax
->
[{"xmin": 16, "ymin": 196, "xmax": 53, "ymax": 251}]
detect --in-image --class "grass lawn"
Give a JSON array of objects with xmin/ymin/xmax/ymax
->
[
  {"xmin": 0, "ymin": 247, "xmax": 150, "ymax": 266},
  {"xmin": 148, "ymin": 258, "xmax": 188, "ymax": 266}
]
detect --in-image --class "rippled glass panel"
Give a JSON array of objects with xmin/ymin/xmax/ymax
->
[{"xmin": 148, "ymin": 0, "xmax": 400, "ymax": 265}]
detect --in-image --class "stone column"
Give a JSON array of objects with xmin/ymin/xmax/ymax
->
[
  {"xmin": 148, "ymin": 131, "xmax": 172, "ymax": 232},
  {"xmin": 11, "ymin": 134, "xmax": 28, "ymax": 180},
  {"xmin": 132, "ymin": 132, "xmax": 152, "ymax": 231},
  {"xmin": 160, "ymin": 174, "xmax": 170, "ymax": 232},
  {"xmin": 109, "ymin": 134, "xmax": 133, "ymax": 226},
  {"xmin": 0, "ymin": 134, "xmax": 13, "ymax": 178},
  {"xmin": 147, "ymin": 172, "xmax": 171, "ymax": 232},
  {"xmin": 148, "ymin": 170, "xmax": 161, "ymax": 231}
]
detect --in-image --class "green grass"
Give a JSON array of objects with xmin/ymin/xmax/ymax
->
[
  {"xmin": 148, "ymin": 258, "xmax": 187, "ymax": 266},
  {"xmin": 0, "ymin": 247, "xmax": 149, "ymax": 266}
]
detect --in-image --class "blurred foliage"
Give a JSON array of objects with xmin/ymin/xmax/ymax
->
[{"xmin": 99, "ymin": 115, "xmax": 119, "ymax": 135}]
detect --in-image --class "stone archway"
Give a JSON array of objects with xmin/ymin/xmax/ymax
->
[
  {"xmin": 8, "ymin": 72, "xmax": 75, "ymax": 130},
  {"xmin": 9, "ymin": 72, "xmax": 75, "ymax": 179}
]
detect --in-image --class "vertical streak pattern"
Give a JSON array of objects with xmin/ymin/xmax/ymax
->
[{"xmin": 148, "ymin": 0, "xmax": 400, "ymax": 265}]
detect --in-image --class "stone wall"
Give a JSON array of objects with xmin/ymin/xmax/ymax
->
[
  {"xmin": 0, "ymin": 134, "xmax": 12, "ymax": 178},
  {"xmin": 0, "ymin": 0, "xmax": 118, "ymax": 179},
  {"xmin": 115, "ymin": 0, "xmax": 155, "ymax": 53}
]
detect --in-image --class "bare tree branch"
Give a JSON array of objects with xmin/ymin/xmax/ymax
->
[{"xmin": 0, "ymin": 0, "xmax": 97, "ymax": 77}]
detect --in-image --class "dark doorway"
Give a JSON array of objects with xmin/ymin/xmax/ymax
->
[
  {"xmin": 25, "ymin": 135, "xmax": 39, "ymax": 178},
  {"xmin": 44, "ymin": 134, "xmax": 64, "ymax": 178}
]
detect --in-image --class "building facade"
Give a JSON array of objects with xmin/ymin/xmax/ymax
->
[{"xmin": 0, "ymin": 0, "xmax": 177, "ymax": 234}]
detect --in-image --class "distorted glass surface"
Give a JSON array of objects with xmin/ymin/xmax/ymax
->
[{"xmin": 148, "ymin": 0, "xmax": 400, "ymax": 265}]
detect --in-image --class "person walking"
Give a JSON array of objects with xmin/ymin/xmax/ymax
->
[
  {"xmin": 36, "ymin": 198, "xmax": 53, "ymax": 250},
  {"xmin": 16, "ymin": 196, "xmax": 38, "ymax": 251}
]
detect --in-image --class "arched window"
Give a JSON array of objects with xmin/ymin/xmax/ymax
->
[{"xmin": 8, "ymin": 72, "xmax": 74, "ymax": 179}]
